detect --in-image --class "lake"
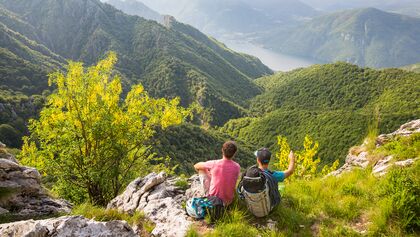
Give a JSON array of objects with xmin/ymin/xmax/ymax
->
[{"xmin": 221, "ymin": 39, "xmax": 320, "ymax": 72}]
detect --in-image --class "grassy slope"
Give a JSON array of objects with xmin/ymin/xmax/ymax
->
[
  {"xmin": 221, "ymin": 63, "xmax": 420, "ymax": 164},
  {"xmin": 188, "ymin": 131, "xmax": 420, "ymax": 236}
]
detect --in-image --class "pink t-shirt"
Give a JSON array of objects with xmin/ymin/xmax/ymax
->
[{"xmin": 202, "ymin": 159, "xmax": 240, "ymax": 205}]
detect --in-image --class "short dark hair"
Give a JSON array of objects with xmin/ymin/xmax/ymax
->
[
  {"xmin": 255, "ymin": 148, "xmax": 271, "ymax": 164},
  {"xmin": 222, "ymin": 141, "xmax": 237, "ymax": 159}
]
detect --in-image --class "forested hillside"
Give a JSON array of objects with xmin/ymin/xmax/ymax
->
[
  {"xmin": 263, "ymin": 8, "xmax": 420, "ymax": 68},
  {"xmin": 402, "ymin": 63, "xmax": 420, "ymax": 73},
  {"xmin": 0, "ymin": 0, "xmax": 271, "ymax": 122},
  {"xmin": 0, "ymin": 0, "xmax": 272, "ymax": 147},
  {"xmin": 222, "ymin": 63, "xmax": 420, "ymax": 164}
]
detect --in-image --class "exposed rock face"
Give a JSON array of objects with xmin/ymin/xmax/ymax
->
[
  {"xmin": 108, "ymin": 172, "xmax": 202, "ymax": 237},
  {"xmin": 376, "ymin": 119, "xmax": 420, "ymax": 146},
  {"xmin": 0, "ymin": 148, "xmax": 71, "ymax": 219},
  {"xmin": 0, "ymin": 215, "xmax": 136, "ymax": 237},
  {"xmin": 329, "ymin": 119, "xmax": 419, "ymax": 177}
]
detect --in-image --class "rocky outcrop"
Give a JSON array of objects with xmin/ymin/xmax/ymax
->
[
  {"xmin": 0, "ymin": 215, "xmax": 136, "ymax": 237},
  {"xmin": 0, "ymin": 147, "xmax": 71, "ymax": 219},
  {"xmin": 108, "ymin": 172, "xmax": 202, "ymax": 237},
  {"xmin": 329, "ymin": 119, "xmax": 419, "ymax": 177},
  {"xmin": 376, "ymin": 119, "xmax": 420, "ymax": 146}
]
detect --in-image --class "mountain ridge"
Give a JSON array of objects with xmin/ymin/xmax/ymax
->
[{"xmin": 263, "ymin": 7, "xmax": 420, "ymax": 68}]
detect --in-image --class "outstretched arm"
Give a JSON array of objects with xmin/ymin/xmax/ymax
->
[{"xmin": 283, "ymin": 151, "xmax": 296, "ymax": 179}]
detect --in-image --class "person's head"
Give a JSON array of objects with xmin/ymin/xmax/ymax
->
[
  {"xmin": 222, "ymin": 141, "xmax": 237, "ymax": 159},
  {"xmin": 255, "ymin": 148, "xmax": 271, "ymax": 168}
]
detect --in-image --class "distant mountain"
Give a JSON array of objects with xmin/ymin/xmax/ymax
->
[
  {"xmin": 137, "ymin": 0, "xmax": 317, "ymax": 37},
  {"xmin": 0, "ymin": 0, "xmax": 271, "ymax": 129},
  {"xmin": 221, "ymin": 62, "xmax": 420, "ymax": 164},
  {"xmin": 105, "ymin": 0, "xmax": 162, "ymax": 22},
  {"xmin": 301, "ymin": 0, "xmax": 420, "ymax": 17},
  {"xmin": 263, "ymin": 8, "xmax": 420, "ymax": 68}
]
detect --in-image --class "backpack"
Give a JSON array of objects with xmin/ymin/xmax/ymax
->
[
  {"xmin": 186, "ymin": 196, "xmax": 224, "ymax": 222},
  {"xmin": 237, "ymin": 165, "xmax": 281, "ymax": 217}
]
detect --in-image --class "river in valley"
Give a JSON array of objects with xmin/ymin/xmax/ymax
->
[{"xmin": 221, "ymin": 39, "xmax": 321, "ymax": 72}]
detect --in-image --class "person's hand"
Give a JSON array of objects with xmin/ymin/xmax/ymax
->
[{"xmin": 289, "ymin": 150, "xmax": 295, "ymax": 162}]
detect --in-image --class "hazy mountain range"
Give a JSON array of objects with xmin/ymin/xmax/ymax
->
[
  {"xmin": 136, "ymin": 0, "xmax": 317, "ymax": 36},
  {"xmin": 112, "ymin": 0, "xmax": 420, "ymax": 68},
  {"xmin": 262, "ymin": 8, "xmax": 420, "ymax": 68},
  {"xmin": 105, "ymin": 0, "xmax": 162, "ymax": 22},
  {"xmin": 301, "ymin": 0, "xmax": 420, "ymax": 17}
]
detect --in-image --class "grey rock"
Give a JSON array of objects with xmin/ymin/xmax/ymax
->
[
  {"xmin": 185, "ymin": 175, "xmax": 205, "ymax": 200},
  {"xmin": 0, "ymin": 216, "xmax": 137, "ymax": 237},
  {"xmin": 372, "ymin": 156, "xmax": 393, "ymax": 177},
  {"xmin": 0, "ymin": 158, "xmax": 71, "ymax": 219},
  {"xmin": 376, "ymin": 119, "xmax": 420, "ymax": 146},
  {"xmin": 108, "ymin": 172, "xmax": 202, "ymax": 237},
  {"xmin": 395, "ymin": 158, "xmax": 418, "ymax": 167}
]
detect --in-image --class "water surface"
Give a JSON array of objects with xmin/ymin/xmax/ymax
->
[{"xmin": 222, "ymin": 39, "xmax": 320, "ymax": 72}]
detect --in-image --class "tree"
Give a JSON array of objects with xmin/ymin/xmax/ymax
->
[{"xmin": 20, "ymin": 52, "xmax": 192, "ymax": 205}]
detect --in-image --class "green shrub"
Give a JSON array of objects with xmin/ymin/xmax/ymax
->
[
  {"xmin": 374, "ymin": 133, "xmax": 420, "ymax": 161},
  {"xmin": 174, "ymin": 174, "xmax": 189, "ymax": 190}
]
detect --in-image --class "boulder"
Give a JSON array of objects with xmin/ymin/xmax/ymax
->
[
  {"xmin": 0, "ymin": 157, "xmax": 71, "ymax": 219},
  {"xmin": 108, "ymin": 172, "xmax": 203, "ymax": 237},
  {"xmin": 0, "ymin": 215, "xmax": 136, "ymax": 237}
]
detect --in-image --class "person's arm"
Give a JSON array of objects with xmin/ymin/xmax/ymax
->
[
  {"xmin": 194, "ymin": 160, "xmax": 215, "ymax": 172},
  {"xmin": 283, "ymin": 151, "xmax": 296, "ymax": 179},
  {"xmin": 194, "ymin": 162, "xmax": 207, "ymax": 172}
]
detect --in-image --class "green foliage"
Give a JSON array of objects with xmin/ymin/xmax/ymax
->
[
  {"xmin": 0, "ymin": 0, "xmax": 271, "ymax": 128},
  {"xmin": 374, "ymin": 133, "xmax": 420, "ymax": 161},
  {"xmin": 19, "ymin": 53, "xmax": 192, "ymax": 205},
  {"xmin": 153, "ymin": 124, "xmax": 255, "ymax": 175},
  {"xmin": 72, "ymin": 203, "xmax": 154, "ymax": 233},
  {"xmin": 270, "ymin": 166, "xmax": 418, "ymax": 236},
  {"xmin": 174, "ymin": 174, "xmax": 189, "ymax": 190},
  {"xmin": 275, "ymin": 135, "xmax": 339, "ymax": 180},
  {"xmin": 222, "ymin": 63, "xmax": 420, "ymax": 164},
  {"xmin": 374, "ymin": 163, "xmax": 420, "ymax": 233},
  {"xmin": 0, "ymin": 124, "xmax": 22, "ymax": 148}
]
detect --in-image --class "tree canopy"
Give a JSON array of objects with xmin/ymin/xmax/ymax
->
[{"xmin": 20, "ymin": 52, "xmax": 192, "ymax": 205}]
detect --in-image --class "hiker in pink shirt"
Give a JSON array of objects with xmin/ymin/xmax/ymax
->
[{"xmin": 194, "ymin": 141, "xmax": 241, "ymax": 205}]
